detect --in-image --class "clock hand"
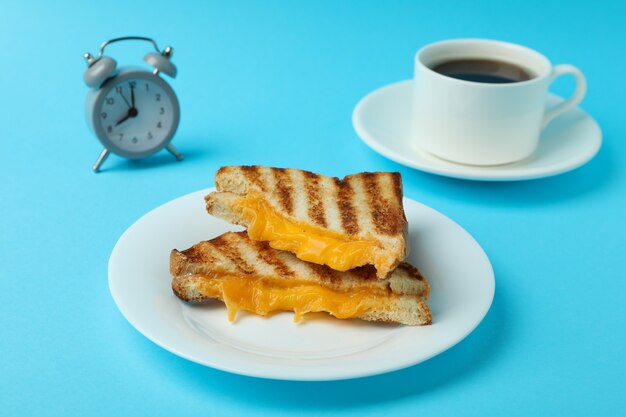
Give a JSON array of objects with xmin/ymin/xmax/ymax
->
[
  {"xmin": 130, "ymin": 85, "xmax": 136, "ymax": 109},
  {"xmin": 115, "ymin": 112, "xmax": 131, "ymax": 126},
  {"xmin": 115, "ymin": 106, "xmax": 139, "ymax": 126},
  {"xmin": 118, "ymin": 88, "xmax": 131, "ymax": 108}
]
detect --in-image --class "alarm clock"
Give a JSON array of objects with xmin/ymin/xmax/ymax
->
[{"xmin": 83, "ymin": 36, "xmax": 183, "ymax": 172}]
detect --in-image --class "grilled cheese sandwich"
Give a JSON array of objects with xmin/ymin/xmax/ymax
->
[
  {"xmin": 171, "ymin": 232, "xmax": 431, "ymax": 325},
  {"xmin": 205, "ymin": 166, "xmax": 408, "ymax": 278}
]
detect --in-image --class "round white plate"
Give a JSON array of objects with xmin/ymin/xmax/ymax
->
[
  {"xmin": 109, "ymin": 189, "xmax": 495, "ymax": 381},
  {"xmin": 353, "ymin": 80, "xmax": 602, "ymax": 181}
]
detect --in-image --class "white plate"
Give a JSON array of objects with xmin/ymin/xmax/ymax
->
[
  {"xmin": 353, "ymin": 80, "xmax": 602, "ymax": 181},
  {"xmin": 109, "ymin": 189, "xmax": 495, "ymax": 381}
]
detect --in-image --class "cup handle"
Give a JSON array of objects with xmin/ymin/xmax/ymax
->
[{"xmin": 542, "ymin": 64, "xmax": 587, "ymax": 129}]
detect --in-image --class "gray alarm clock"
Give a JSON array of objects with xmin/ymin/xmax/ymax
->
[{"xmin": 83, "ymin": 36, "xmax": 182, "ymax": 172}]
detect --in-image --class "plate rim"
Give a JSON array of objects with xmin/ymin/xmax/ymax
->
[
  {"xmin": 352, "ymin": 79, "xmax": 602, "ymax": 181},
  {"xmin": 108, "ymin": 188, "xmax": 495, "ymax": 381}
]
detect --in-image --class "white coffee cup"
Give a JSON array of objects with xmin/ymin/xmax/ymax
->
[{"xmin": 411, "ymin": 39, "xmax": 586, "ymax": 166}]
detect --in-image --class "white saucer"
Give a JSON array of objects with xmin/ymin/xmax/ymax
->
[{"xmin": 352, "ymin": 80, "xmax": 602, "ymax": 181}]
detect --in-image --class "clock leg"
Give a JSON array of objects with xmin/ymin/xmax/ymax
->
[
  {"xmin": 166, "ymin": 144, "xmax": 184, "ymax": 161},
  {"xmin": 92, "ymin": 148, "xmax": 110, "ymax": 173}
]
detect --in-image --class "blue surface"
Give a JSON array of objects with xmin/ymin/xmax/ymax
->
[{"xmin": 1, "ymin": 1, "xmax": 624, "ymax": 416}]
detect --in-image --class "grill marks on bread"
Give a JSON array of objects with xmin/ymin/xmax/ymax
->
[
  {"xmin": 303, "ymin": 170, "xmax": 328, "ymax": 228},
  {"xmin": 217, "ymin": 232, "xmax": 296, "ymax": 277},
  {"xmin": 361, "ymin": 172, "xmax": 405, "ymax": 236},
  {"xmin": 304, "ymin": 261, "xmax": 341, "ymax": 285},
  {"xmin": 171, "ymin": 232, "xmax": 428, "ymax": 297},
  {"xmin": 271, "ymin": 168, "xmax": 295, "ymax": 215},
  {"xmin": 176, "ymin": 232, "xmax": 296, "ymax": 278},
  {"xmin": 172, "ymin": 241, "xmax": 239, "ymax": 276},
  {"xmin": 250, "ymin": 240, "xmax": 295, "ymax": 277},
  {"xmin": 344, "ymin": 175, "xmax": 374, "ymax": 235},
  {"xmin": 335, "ymin": 177, "xmax": 360, "ymax": 235},
  {"xmin": 209, "ymin": 233, "xmax": 255, "ymax": 274},
  {"xmin": 213, "ymin": 166, "xmax": 406, "ymax": 237},
  {"xmin": 240, "ymin": 165, "xmax": 267, "ymax": 192}
]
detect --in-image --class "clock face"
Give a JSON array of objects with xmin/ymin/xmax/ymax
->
[{"xmin": 94, "ymin": 74, "xmax": 178, "ymax": 155}]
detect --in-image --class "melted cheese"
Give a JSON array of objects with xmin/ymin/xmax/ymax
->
[
  {"xmin": 196, "ymin": 275, "xmax": 384, "ymax": 321},
  {"xmin": 233, "ymin": 194, "xmax": 380, "ymax": 271}
]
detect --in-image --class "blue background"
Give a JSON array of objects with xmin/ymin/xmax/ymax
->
[{"xmin": 1, "ymin": 1, "xmax": 624, "ymax": 415}]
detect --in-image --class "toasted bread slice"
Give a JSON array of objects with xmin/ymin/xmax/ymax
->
[
  {"xmin": 205, "ymin": 166, "xmax": 408, "ymax": 278},
  {"xmin": 171, "ymin": 232, "xmax": 431, "ymax": 326}
]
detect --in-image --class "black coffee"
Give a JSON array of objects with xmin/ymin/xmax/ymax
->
[{"xmin": 431, "ymin": 59, "xmax": 534, "ymax": 84}]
